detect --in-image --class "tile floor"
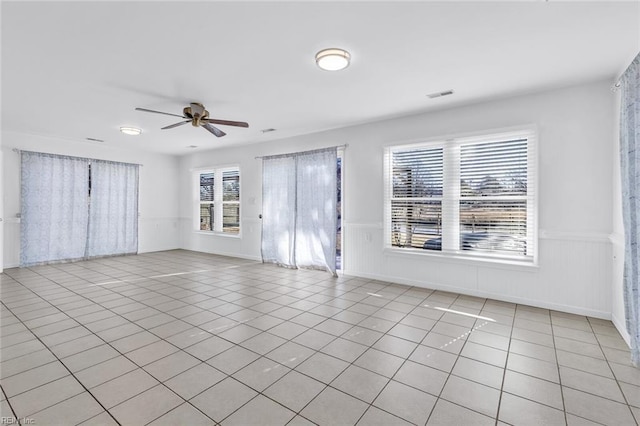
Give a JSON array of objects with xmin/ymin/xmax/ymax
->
[{"xmin": 1, "ymin": 249, "xmax": 639, "ymax": 426}]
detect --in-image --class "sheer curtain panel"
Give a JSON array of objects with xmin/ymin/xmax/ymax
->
[
  {"xmin": 261, "ymin": 156, "xmax": 297, "ymax": 267},
  {"xmin": 295, "ymin": 149, "xmax": 337, "ymax": 273},
  {"xmin": 620, "ymin": 52, "xmax": 640, "ymax": 367},
  {"xmin": 20, "ymin": 152, "xmax": 90, "ymax": 266},
  {"xmin": 261, "ymin": 147, "xmax": 338, "ymax": 275},
  {"xmin": 86, "ymin": 160, "xmax": 139, "ymax": 257}
]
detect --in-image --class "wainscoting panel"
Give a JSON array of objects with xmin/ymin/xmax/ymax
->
[
  {"xmin": 3, "ymin": 218, "xmax": 20, "ymax": 268},
  {"xmin": 343, "ymin": 223, "xmax": 614, "ymax": 319}
]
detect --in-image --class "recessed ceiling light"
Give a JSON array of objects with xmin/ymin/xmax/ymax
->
[
  {"xmin": 120, "ymin": 126, "xmax": 142, "ymax": 136},
  {"xmin": 315, "ymin": 48, "xmax": 350, "ymax": 71}
]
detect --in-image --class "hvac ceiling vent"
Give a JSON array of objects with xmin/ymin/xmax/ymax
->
[{"xmin": 427, "ymin": 90, "xmax": 454, "ymax": 99}]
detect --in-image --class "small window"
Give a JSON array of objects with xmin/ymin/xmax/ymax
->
[
  {"xmin": 196, "ymin": 167, "xmax": 240, "ymax": 235},
  {"xmin": 385, "ymin": 129, "xmax": 536, "ymax": 263}
]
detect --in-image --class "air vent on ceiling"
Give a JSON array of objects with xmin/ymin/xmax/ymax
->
[
  {"xmin": 86, "ymin": 137, "xmax": 104, "ymax": 143},
  {"xmin": 261, "ymin": 128, "xmax": 277, "ymax": 133},
  {"xmin": 427, "ymin": 90, "xmax": 454, "ymax": 99}
]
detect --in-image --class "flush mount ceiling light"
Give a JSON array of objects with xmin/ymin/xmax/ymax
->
[
  {"xmin": 120, "ymin": 126, "xmax": 142, "ymax": 136},
  {"xmin": 315, "ymin": 48, "xmax": 351, "ymax": 71}
]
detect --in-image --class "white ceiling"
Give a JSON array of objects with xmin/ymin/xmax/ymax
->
[{"xmin": 2, "ymin": 1, "xmax": 639, "ymax": 155}]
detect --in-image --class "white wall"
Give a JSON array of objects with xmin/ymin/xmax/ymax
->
[
  {"xmin": 2, "ymin": 131, "xmax": 182, "ymax": 268},
  {"xmin": 179, "ymin": 79, "xmax": 617, "ymax": 318}
]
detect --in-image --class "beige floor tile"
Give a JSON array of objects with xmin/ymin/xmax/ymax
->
[
  {"xmin": 264, "ymin": 370, "xmax": 326, "ymax": 412},
  {"xmin": 165, "ymin": 362, "xmax": 226, "ymax": 400},
  {"xmin": 223, "ymin": 394, "xmax": 296, "ymax": 425},
  {"xmin": 409, "ymin": 344, "xmax": 458, "ymax": 372},
  {"xmin": 427, "ymin": 398, "xmax": 494, "ymax": 426},
  {"xmin": 2, "ymin": 361, "xmax": 69, "ymax": 397},
  {"xmin": 296, "ymin": 352, "xmax": 349, "ymax": 384},
  {"xmin": 92, "ymin": 368, "xmax": 159, "ymax": 408},
  {"xmin": 147, "ymin": 403, "xmax": 213, "ymax": 426},
  {"xmin": 143, "ymin": 350, "xmax": 201, "ymax": 381},
  {"xmin": 320, "ymin": 337, "xmax": 368, "ymax": 363},
  {"xmin": 354, "ymin": 348, "xmax": 404, "ymax": 378},
  {"xmin": 125, "ymin": 340, "xmax": 179, "ymax": 366},
  {"xmin": 184, "ymin": 335, "xmax": 235, "ymax": 361},
  {"xmin": 78, "ymin": 411, "xmax": 119, "ymax": 425},
  {"xmin": 74, "ymin": 356, "xmax": 138, "ymax": 389},
  {"xmin": 499, "ymin": 392, "xmax": 565, "ymax": 426},
  {"xmin": 452, "ymin": 356, "xmax": 504, "ymax": 389},
  {"xmin": 0, "ymin": 349, "xmax": 56, "ymax": 380},
  {"xmin": 563, "ymin": 387, "xmax": 637, "ymax": 425},
  {"xmin": 357, "ymin": 406, "xmax": 413, "ymax": 425},
  {"xmin": 9, "ymin": 376, "xmax": 84, "ymax": 417},
  {"xmin": 62, "ymin": 344, "xmax": 120, "ymax": 372},
  {"xmin": 266, "ymin": 341, "xmax": 316, "ymax": 368},
  {"xmin": 331, "ymin": 364, "xmax": 390, "ymax": 403},
  {"xmin": 560, "ymin": 365, "xmax": 625, "ymax": 402},
  {"xmin": 29, "ymin": 392, "xmax": 104, "ymax": 425},
  {"xmin": 190, "ymin": 377, "xmax": 258, "ymax": 422},
  {"xmin": 394, "ymin": 360, "xmax": 448, "ymax": 396},
  {"xmin": 232, "ymin": 357, "xmax": 290, "ymax": 391},
  {"xmin": 110, "ymin": 384, "xmax": 183, "ymax": 426},
  {"xmin": 440, "ymin": 375, "xmax": 500, "ymax": 418},
  {"xmin": 503, "ymin": 369, "xmax": 563, "ymax": 410},
  {"xmin": 507, "ymin": 352, "xmax": 559, "ymax": 383},
  {"xmin": 240, "ymin": 331, "xmax": 287, "ymax": 355},
  {"xmin": 208, "ymin": 345, "xmax": 261, "ymax": 374},
  {"xmin": 373, "ymin": 380, "xmax": 437, "ymax": 425},
  {"xmin": 301, "ymin": 386, "xmax": 369, "ymax": 426}
]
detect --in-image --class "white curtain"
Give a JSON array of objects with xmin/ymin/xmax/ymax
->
[
  {"xmin": 262, "ymin": 156, "xmax": 297, "ymax": 267},
  {"xmin": 261, "ymin": 147, "xmax": 337, "ymax": 275},
  {"xmin": 20, "ymin": 152, "xmax": 90, "ymax": 266},
  {"xmin": 86, "ymin": 160, "xmax": 139, "ymax": 257},
  {"xmin": 620, "ymin": 52, "xmax": 640, "ymax": 367}
]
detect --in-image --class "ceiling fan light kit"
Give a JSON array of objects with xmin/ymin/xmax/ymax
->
[
  {"xmin": 315, "ymin": 48, "xmax": 350, "ymax": 71},
  {"xmin": 135, "ymin": 103, "xmax": 249, "ymax": 138},
  {"xmin": 120, "ymin": 127, "xmax": 142, "ymax": 136}
]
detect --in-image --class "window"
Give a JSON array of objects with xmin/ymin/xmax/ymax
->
[
  {"xmin": 196, "ymin": 166, "xmax": 240, "ymax": 235},
  {"xmin": 385, "ymin": 129, "xmax": 536, "ymax": 262}
]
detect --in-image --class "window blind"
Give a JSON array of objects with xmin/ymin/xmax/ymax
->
[{"xmin": 386, "ymin": 129, "xmax": 536, "ymax": 262}]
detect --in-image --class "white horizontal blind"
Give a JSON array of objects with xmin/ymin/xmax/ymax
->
[
  {"xmin": 199, "ymin": 172, "xmax": 214, "ymax": 231},
  {"xmin": 458, "ymin": 138, "xmax": 529, "ymax": 257},
  {"xmin": 386, "ymin": 128, "xmax": 536, "ymax": 262},
  {"xmin": 390, "ymin": 147, "xmax": 443, "ymax": 249},
  {"xmin": 222, "ymin": 169, "xmax": 240, "ymax": 234}
]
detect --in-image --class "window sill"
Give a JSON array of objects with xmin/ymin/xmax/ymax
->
[
  {"xmin": 383, "ymin": 247, "xmax": 539, "ymax": 271},
  {"xmin": 193, "ymin": 231, "xmax": 241, "ymax": 239}
]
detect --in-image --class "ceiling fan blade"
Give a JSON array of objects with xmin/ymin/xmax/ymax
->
[
  {"xmin": 203, "ymin": 123, "xmax": 226, "ymax": 137},
  {"xmin": 135, "ymin": 107, "xmax": 185, "ymax": 119},
  {"xmin": 205, "ymin": 118, "xmax": 249, "ymax": 128},
  {"xmin": 161, "ymin": 120, "xmax": 191, "ymax": 130}
]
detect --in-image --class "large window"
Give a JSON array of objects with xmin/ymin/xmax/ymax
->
[
  {"xmin": 196, "ymin": 166, "xmax": 240, "ymax": 235},
  {"xmin": 385, "ymin": 129, "xmax": 536, "ymax": 262}
]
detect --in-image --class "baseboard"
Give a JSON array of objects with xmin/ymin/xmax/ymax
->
[{"xmin": 611, "ymin": 312, "xmax": 632, "ymax": 348}]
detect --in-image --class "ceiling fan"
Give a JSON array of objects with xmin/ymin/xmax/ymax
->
[{"xmin": 135, "ymin": 102, "xmax": 249, "ymax": 137}]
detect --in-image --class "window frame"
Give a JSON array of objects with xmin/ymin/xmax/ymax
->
[
  {"xmin": 194, "ymin": 165, "xmax": 241, "ymax": 238},
  {"xmin": 384, "ymin": 127, "xmax": 538, "ymax": 265}
]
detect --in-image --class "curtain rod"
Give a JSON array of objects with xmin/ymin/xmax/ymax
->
[
  {"xmin": 11, "ymin": 148, "xmax": 143, "ymax": 167},
  {"xmin": 255, "ymin": 144, "xmax": 348, "ymax": 160}
]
